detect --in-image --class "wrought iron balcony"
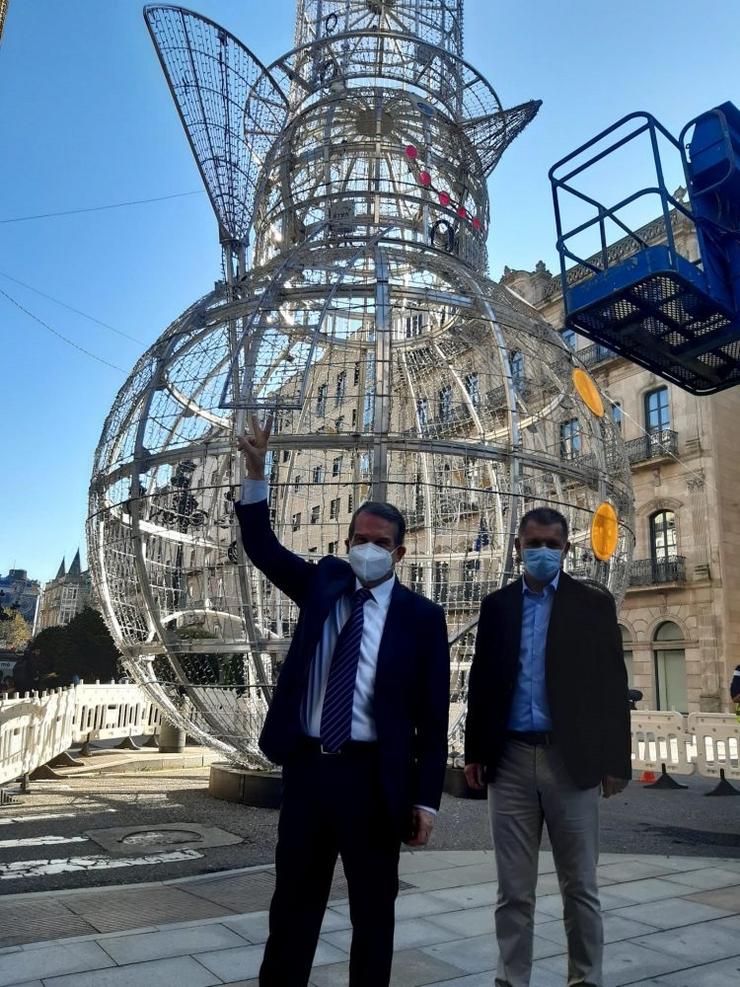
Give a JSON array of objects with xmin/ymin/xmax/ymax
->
[
  {"xmin": 629, "ymin": 556, "xmax": 686, "ymax": 587},
  {"xmin": 624, "ymin": 429, "xmax": 678, "ymax": 464},
  {"xmin": 577, "ymin": 342, "xmax": 618, "ymax": 367}
]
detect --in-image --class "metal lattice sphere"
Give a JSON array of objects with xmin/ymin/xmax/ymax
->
[{"xmin": 87, "ymin": 1, "xmax": 634, "ymax": 765}]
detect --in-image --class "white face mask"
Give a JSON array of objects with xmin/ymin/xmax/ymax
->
[{"xmin": 348, "ymin": 543, "xmax": 394, "ymax": 583}]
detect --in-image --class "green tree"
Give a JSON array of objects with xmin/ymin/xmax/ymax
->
[
  {"xmin": 29, "ymin": 608, "xmax": 120, "ymax": 683},
  {"xmin": 0, "ymin": 610, "xmax": 31, "ymax": 651}
]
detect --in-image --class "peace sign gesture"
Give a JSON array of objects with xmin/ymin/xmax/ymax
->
[{"xmin": 237, "ymin": 414, "xmax": 273, "ymax": 480}]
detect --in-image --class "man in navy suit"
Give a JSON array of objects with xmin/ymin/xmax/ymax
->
[{"xmin": 235, "ymin": 416, "xmax": 450, "ymax": 987}]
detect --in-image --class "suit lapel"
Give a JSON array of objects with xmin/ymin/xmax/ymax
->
[
  {"xmin": 305, "ymin": 562, "xmax": 354, "ymax": 651},
  {"xmin": 375, "ymin": 579, "xmax": 413, "ymax": 689},
  {"xmin": 502, "ymin": 579, "xmax": 524, "ymax": 675},
  {"xmin": 546, "ymin": 571, "xmax": 575, "ymax": 673}
]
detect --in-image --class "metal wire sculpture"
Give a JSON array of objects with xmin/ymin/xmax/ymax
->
[{"xmin": 87, "ymin": 1, "xmax": 634, "ymax": 766}]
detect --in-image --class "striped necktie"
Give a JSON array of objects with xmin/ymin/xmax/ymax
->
[{"xmin": 320, "ymin": 587, "xmax": 373, "ymax": 753}]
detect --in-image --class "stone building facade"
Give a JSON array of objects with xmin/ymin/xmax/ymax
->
[
  {"xmin": 502, "ymin": 212, "xmax": 740, "ymax": 713},
  {"xmin": 35, "ymin": 550, "xmax": 94, "ymax": 633},
  {"xmin": 0, "ymin": 569, "xmax": 41, "ymax": 631}
]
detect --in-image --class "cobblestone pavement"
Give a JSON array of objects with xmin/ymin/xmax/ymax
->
[
  {"xmin": 1, "ymin": 752, "xmax": 738, "ymax": 896},
  {"xmin": 1, "ymin": 850, "xmax": 739, "ymax": 985}
]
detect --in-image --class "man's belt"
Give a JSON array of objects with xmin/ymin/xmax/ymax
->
[
  {"xmin": 505, "ymin": 730, "xmax": 554, "ymax": 747},
  {"xmin": 300, "ymin": 737, "xmax": 379, "ymax": 756}
]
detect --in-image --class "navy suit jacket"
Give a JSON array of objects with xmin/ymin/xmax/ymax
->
[
  {"xmin": 465, "ymin": 572, "xmax": 631, "ymax": 788},
  {"xmin": 235, "ymin": 498, "xmax": 450, "ymax": 833}
]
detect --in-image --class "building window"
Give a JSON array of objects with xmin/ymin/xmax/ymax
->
[
  {"xmin": 294, "ymin": 474, "xmax": 302, "ymax": 491},
  {"xmin": 351, "ymin": 408, "xmax": 357, "ymax": 427},
  {"xmin": 312, "ymin": 465, "xmax": 324, "ymax": 484},
  {"xmin": 410, "ymin": 564, "xmax": 424, "ymax": 594},
  {"xmin": 653, "ymin": 621, "xmax": 688, "ymax": 713},
  {"xmin": 347, "ymin": 493, "xmax": 354, "ymax": 514},
  {"xmin": 650, "ymin": 510, "xmax": 677, "ymax": 563},
  {"xmin": 292, "ymin": 512, "xmax": 301, "ymax": 531},
  {"xmin": 560, "ymin": 418, "xmax": 581, "ymax": 460},
  {"xmin": 328, "ymin": 541, "xmax": 338, "ymax": 555},
  {"xmin": 465, "ymin": 372, "xmax": 480, "ymax": 407},
  {"xmin": 620, "ymin": 625, "xmax": 633, "ymax": 686},
  {"xmin": 363, "ymin": 393, "xmax": 374, "ymax": 429},
  {"xmin": 417, "ymin": 397, "xmax": 428, "ymax": 425},
  {"xmin": 405, "ymin": 312, "xmax": 424, "ymax": 337},
  {"xmin": 332, "ymin": 456, "xmax": 342, "ymax": 477},
  {"xmin": 335, "ymin": 371, "xmax": 346, "ymax": 406},
  {"xmin": 433, "ymin": 561, "xmax": 449, "ymax": 604},
  {"xmin": 282, "ymin": 449, "xmax": 290, "ymax": 462},
  {"xmin": 336, "ymin": 416, "xmax": 344, "ymax": 431},
  {"xmin": 645, "ymin": 387, "xmax": 670, "ymax": 434},
  {"xmin": 562, "ymin": 328, "xmax": 576, "ymax": 350},
  {"xmin": 438, "ymin": 385, "xmax": 453, "ymax": 422},
  {"xmin": 353, "ymin": 361, "xmax": 361, "ymax": 385},
  {"xmin": 612, "ymin": 402, "xmax": 623, "ymax": 429},
  {"xmin": 330, "ymin": 498, "xmax": 340, "ymax": 520},
  {"xmin": 316, "ymin": 383, "xmax": 328, "ymax": 415},
  {"xmin": 359, "ymin": 452, "xmax": 370, "ymax": 476},
  {"xmin": 510, "ymin": 352, "xmax": 524, "ymax": 391},
  {"xmin": 311, "ymin": 505, "xmax": 320, "ymax": 525}
]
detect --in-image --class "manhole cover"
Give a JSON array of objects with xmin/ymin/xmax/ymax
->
[{"xmin": 121, "ymin": 829, "xmax": 201, "ymax": 847}]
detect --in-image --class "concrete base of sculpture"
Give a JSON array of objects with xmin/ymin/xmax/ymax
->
[
  {"xmin": 443, "ymin": 765, "xmax": 487, "ymax": 800},
  {"xmin": 209, "ymin": 762, "xmax": 282, "ymax": 808}
]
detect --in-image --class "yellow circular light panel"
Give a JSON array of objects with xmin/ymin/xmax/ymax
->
[
  {"xmin": 572, "ymin": 368, "xmax": 605, "ymax": 417},
  {"xmin": 591, "ymin": 502, "xmax": 619, "ymax": 561}
]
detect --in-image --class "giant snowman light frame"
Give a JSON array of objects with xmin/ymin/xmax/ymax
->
[{"xmin": 87, "ymin": 0, "xmax": 634, "ymax": 766}]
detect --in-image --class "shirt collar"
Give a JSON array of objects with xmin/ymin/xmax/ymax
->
[
  {"xmin": 354, "ymin": 573, "xmax": 396, "ymax": 605},
  {"xmin": 521, "ymin": 569, "xmax": 561, "ymax": 597}
]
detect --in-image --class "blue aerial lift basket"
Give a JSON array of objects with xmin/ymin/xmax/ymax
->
[{"xmin": 549, "ymin": 103, "xmax": 740, "ymax": 395}]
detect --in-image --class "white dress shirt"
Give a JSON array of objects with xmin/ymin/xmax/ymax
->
[{"xmin": 240, "ymin": 477, "xmax": 436, "ymax": 815}]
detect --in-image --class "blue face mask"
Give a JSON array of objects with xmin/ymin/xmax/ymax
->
[{"xmin": 522, "ymin": 547, "xmax": 562, "ymax": 582}]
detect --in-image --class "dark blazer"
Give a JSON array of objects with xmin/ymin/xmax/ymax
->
[
  {"xmin": 235, "ymin": 498, "xmax": 450, "ymax": 833},
  {"xmin": 465, "ymin": 572, "xmax": 631, "ymax": 788}
]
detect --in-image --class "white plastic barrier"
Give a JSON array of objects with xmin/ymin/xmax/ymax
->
[
  {"xmin": 0, "ymin": 689, "xmax": 76, "ymax": 786},
  {"xmin": 687, "ymin": 712, "xmax": 740, "ymax": 782},
  {"xmin": 0, "ymin": 683, "xmax": 163, "ymax": 786},
  {"xmin": 71, "ymin": 683, "xmax": 162, "ymax": 743},
  {"xmin": 630, "ymin": 710, "xmax": 695, "ymax": 776}
]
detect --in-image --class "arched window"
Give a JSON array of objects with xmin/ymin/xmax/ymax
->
[
  {"xmin": 653, "ymin": 621, "xmax": 688, "ymax": 713},
  {"xmin": 650, "ymin": 510, "xmax": 677, "ymax": 563},
  {"xmin": 619, "ymin": 625, "xmax": 633, "ymax": 686}
]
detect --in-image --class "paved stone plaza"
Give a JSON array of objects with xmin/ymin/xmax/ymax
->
[{"xmin": 1, "ymin": 849, "xmax": 740, "ymax": 985}]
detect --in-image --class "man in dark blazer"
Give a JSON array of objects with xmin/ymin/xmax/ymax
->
[
  {"xmin": 235, "ymin": 416, "xmax": 450, "ymax": 987},
  {"xmin": 465, "ymin": 506, "xmax": 630, "ymax": 987}
]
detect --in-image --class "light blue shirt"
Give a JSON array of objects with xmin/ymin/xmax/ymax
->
[{"xmin": 507, "ymin": 571, "xmax": 559, "ymax": 732}]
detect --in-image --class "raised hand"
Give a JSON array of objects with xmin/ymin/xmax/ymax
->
[{"xmin": 237, "ymin": 414, "xmax": 273, "ymax": 479}]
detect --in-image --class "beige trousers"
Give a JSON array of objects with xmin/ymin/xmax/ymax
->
[{"xmin": 488, "ymin": 740, "xmax": 603, "ymax": 987}]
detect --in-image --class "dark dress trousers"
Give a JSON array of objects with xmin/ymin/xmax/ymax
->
[
  {"xmin": 465, "ymin": 571, "xmax": 631, "ymax": 785},
  {"xmin": 235, "ymin": 498, "xmax": 450, "ymax": 986}
]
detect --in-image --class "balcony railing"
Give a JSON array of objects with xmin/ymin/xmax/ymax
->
[
  {"xmin": 577, "ymin": 342, "xmax": 618, "ymax": 368},
  {"xmin": 625, "ymin": 429, "xmax": 678, "ymax": 464},
  {"xmin": 629, "ymin": 556, "xmax": 686, "ymax": 587}
]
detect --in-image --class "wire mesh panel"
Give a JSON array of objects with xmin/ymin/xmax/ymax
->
[{"xmin": 88, "ymin": 2, "xmax": 633, "ymax": 766}]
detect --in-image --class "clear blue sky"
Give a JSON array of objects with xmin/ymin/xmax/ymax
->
[{"xmin": 1, "ymin": 0, "xmax": 738, "ymax": 583}]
